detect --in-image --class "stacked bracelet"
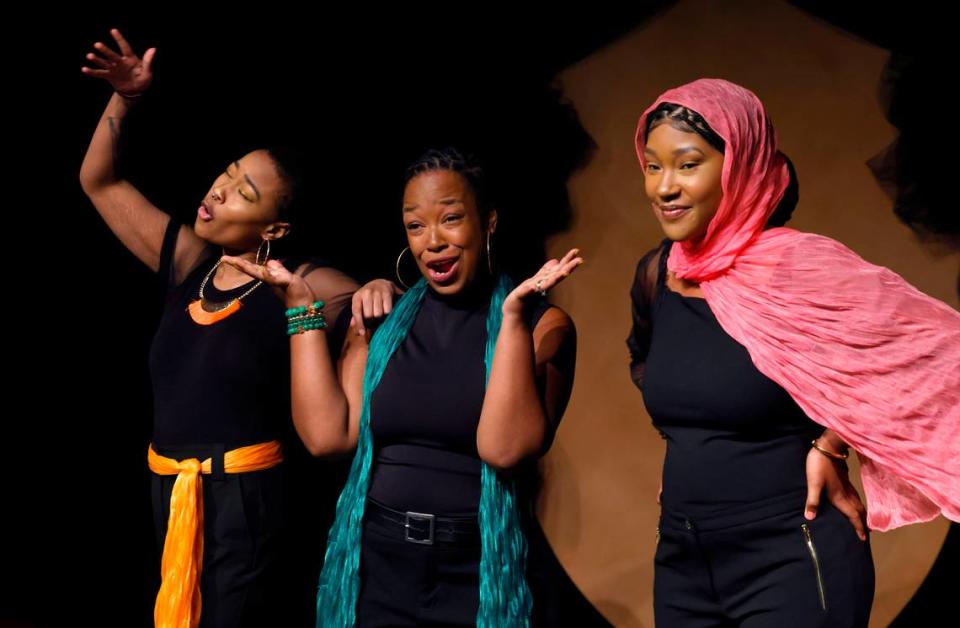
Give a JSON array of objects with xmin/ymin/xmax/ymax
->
[{"xmin": 286, "ymin": 301, "xmax": 326, "ymax": 336}]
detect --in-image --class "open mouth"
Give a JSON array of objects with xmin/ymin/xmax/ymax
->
[
  {"xmin": 425, "ymin": 257, "xmax": 460, "ymax": 284},
  {"xmin": 198, "ymin": 201, "xmax": 214, "ymax": 221}
]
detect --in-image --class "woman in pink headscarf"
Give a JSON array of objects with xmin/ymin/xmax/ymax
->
[{"xmin": 627, "ymin": 78, "xmax": 959, "ymax": 627}]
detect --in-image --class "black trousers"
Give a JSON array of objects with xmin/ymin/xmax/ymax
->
[
  {"xmin": 151, "ymin": 444, "xmax": 284, "ymax": 628},
  {"xmin": 654, "ymin": 490, "xmax": 875, "ymax": 627},
  {"xmin": 354, "ymin": 503, "xmax": 612, "ymax": 627},
  {"xmin": 355, "ymin": 508, "xmax": 482, "ymax": 627}
]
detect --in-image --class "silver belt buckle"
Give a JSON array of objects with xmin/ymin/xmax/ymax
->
[{"xmin": 404, "ymin": 511, "xmax": 435, "ymax": 545}]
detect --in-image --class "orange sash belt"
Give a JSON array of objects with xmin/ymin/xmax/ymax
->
[{"xmin": 147, "ymin": 441, "xmax": 283, "ymax": 628}]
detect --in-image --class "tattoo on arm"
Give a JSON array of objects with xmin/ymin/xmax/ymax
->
[{"xmin": 108, "ymin": 116, "xmax": 122, "ymax": 169}]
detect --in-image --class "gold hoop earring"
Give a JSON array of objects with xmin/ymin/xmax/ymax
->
[
  {"xmin": 395, "ymin": 246, "xmax": 414, "ymax": 289},
  {"xmin": 256, "ymin": 239, "xmax": 271, "ymax": 266}
]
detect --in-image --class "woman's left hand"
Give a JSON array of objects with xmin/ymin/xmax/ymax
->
[
  {"xmin": 502, "ymin": 248, "xmax": 583, "ymax": 319},
  {"xmin": 805, "ymin": 437, "xmax": 868, "ymax": 541},
  {"xmin": 221, "ymin": 256, "xmax": 316, "ymax": 309}
]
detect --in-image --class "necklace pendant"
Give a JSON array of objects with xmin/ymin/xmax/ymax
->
[{"xmin": 188, "ymin": 298, "xmax": 242, "ymax": 325}]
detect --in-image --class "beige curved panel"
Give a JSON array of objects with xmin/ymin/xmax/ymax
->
[{"xmin": 538, "ymin": 1, "xmax": 955, "ymax": 626}]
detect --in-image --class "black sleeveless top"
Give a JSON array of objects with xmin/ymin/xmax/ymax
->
[
  {"xmin": 368, "ymin": 280, "xmax": 554, "ymax": 516},
  {"xmin": 630, "ymin": 240, "xmax": 820, "ymax": 516},
  {"xmin": 149, "ymin": 218, "xmax": 351, "ymax": 448}
]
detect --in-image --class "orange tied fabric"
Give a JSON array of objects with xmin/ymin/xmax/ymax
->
[{"xmin": 147, "ymin": 441, "xmax": 283, "ymax": 628}]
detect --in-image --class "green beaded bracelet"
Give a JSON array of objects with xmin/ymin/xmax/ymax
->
[
  {"xmin": 287, "ymin": 313, "xmax": 327, "ymax": 336},
  {"xmin": 285, "ymin": 300, "xmax": 325, "ymax": 318}
]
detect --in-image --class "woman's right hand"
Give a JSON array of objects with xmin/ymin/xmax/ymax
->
[
  {"xmin": 81, "ymin": 28, "xmax": 156, "ymax": 97},
  {"xmin": 350, "ymin": 279, "xmax": 403, "ymax": 336}
]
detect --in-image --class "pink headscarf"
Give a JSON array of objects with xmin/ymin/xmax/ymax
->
[{"xmin": 636, "ymin": 79, "xmax": 960, "ymax": 531}]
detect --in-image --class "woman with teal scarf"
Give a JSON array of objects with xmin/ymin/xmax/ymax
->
[{"xmin": 225, "ymin": 147, "xmax": 582, "ymax": 626}]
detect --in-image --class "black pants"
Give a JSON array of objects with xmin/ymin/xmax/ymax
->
[
  {"xmin": 151, "ymin": 444, "xmax": 284, "ymax": 628},
  {"xmin": 354, "ymin": 505, "xmax": 611, "ymax": 627},
  {"xmin": 355, "ymin": 509, "xmax": 481, "ymax": 627},
  {"xmin": 654, "ymin": 491, "xmax": 875, "ymax": 627}
]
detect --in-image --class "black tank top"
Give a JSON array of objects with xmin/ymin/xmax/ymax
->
[
  {"xmin": 149, "ymin": 218, "xmax": 350, "ymax": 448},
  {"xmin": 639, "ymin": 241, "xmax": 820, "ymax": 516},
  {"xmin": 368, "ymin": 280, "xmax": 553, "ymax": 516}
]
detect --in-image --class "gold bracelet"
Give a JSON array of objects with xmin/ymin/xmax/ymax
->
[{"xmin": 811, "ymin": 439, "xmax": 848, "ymax": 461}]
